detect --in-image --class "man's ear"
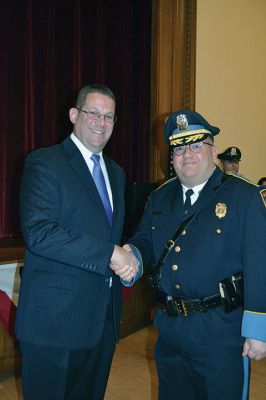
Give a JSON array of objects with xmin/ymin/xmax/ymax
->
[
  {"xmin": 212, "ymin": 145, "xmax": 218, "ymax": 162},
  {"xmin": 69, "ymin": 107, "xmax": 78, "ymax": 124}
]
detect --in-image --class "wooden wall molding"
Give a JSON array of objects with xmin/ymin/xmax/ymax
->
[{"xmin": 150, "ymin": 0, "xmax": 197, "ymax": 182}]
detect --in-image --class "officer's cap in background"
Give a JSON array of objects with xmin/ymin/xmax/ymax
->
[
  {"xmin": 217, "ymin": 147, "xmax": 241, "ymax": 161},
  {"xmin": 164, "ymin": 109, "xmax": 220, "ymax": 147}
]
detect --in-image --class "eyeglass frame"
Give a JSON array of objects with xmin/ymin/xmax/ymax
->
[
  {"xmin": 76, "ymin": 107, "xmax": 117, "ymax": 124},
  {"xmin": 172, "ymin": 141, "xmax": 213, "ymax": 156}
]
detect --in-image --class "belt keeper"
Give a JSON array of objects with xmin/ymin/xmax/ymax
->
[
  {"xmin": 181, "ymin": 300, "xmax": 188, "ymax": 317},
  {"xmin": 166, "ymin": 295, "xmax": 175, "ymax": 315}
]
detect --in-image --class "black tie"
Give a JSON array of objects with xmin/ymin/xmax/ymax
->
[{"xmin": 184, "ymin": 189, "xmax": 194, "ymax": 214}]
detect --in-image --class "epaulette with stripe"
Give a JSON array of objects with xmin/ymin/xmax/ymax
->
[
  {"xmin": 226, "ymin": 172, "xmax": 258, "ymax": 187},
  {"xmin": 154, "ymin": 177, "xmax": 177, "ymax": 192}
]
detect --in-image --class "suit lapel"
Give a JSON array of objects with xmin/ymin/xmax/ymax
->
[
  {"xmin": 62, "ymin": 136, "xmax": 112, "ymax": 227},
  {"xmin": 104, "ymin": 155, "xmax": 119, "ymax": 229}
]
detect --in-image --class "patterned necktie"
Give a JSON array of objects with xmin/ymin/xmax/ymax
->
[
  {"xmin": 184, "ymin": 189, "xmax": 194, "ymax": 214},
  {"xmin": 91, "ymin": 154, "xmax": 113, "ymax": 225}
]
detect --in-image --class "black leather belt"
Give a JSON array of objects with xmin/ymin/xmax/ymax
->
[{"xmin": 156, "ymin": 289, "xmax": 222, "ymax": 317}]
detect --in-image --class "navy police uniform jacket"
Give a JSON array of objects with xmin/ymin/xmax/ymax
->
[{"xmin": 130, "ymin": 167, "xmax": 266, "ymax": 344}]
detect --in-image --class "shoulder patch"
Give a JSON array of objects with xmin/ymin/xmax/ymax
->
[
  {"xmin": 260, "ymin": 189, "xmax": 266, "ymax": 207},
  {"xmin": 155, "ymin": 177, "xmax": 177, "ymax": 191}
]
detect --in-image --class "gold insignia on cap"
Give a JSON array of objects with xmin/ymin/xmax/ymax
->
[
  {"xmin": 185, "ymin": 134, "xmax": 205, "ymax": 143},
  {"xmin": 170, "ymin": 132, "xmax": 206, "ymax": 146},
  {"xmin": 260, "ymin": 189, "xmax": 266, "ymax": 207},
  {"xmin": 176, "ymin": 114, "xmax": 188, "ymax": 131},
  {"xmin": 231, "ymin": 147, "xmax": 237, "ymax": 156},
  {"xmin": 215, "ymin": 202, "xmax": 227, "ymax": 219}
]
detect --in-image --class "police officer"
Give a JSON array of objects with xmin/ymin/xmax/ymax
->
[
  {"xmin": 218, "ymin": 146, "xmax": 241, "ymax": 174},
  {"xmin": 126, "ymin": 110, "xmax": 266, "ymax": 400}
]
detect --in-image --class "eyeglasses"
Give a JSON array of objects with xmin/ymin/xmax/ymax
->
[
  {"xmin": 76, "ymin": 108, "xmax": 117, "ymax": 124},
  {"xmin": 172, "ymin": 141, "xmax": 213, "ymax": 156}
]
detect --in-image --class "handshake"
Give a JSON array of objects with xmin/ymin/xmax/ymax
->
[{"xmin": 110, "ymin": 244, "xmax": 139, "ymax": 282}]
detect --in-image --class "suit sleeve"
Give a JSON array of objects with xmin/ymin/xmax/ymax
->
[
  {"xmin": 119, "ymin": 192, "xmax": 156, "ymax": 287},
  {"xmin": 241, "ymin": 188, "xmax": 266, "ymax": 341},
  {"xmin": 127, "ymin": 195, "xmax": 155, "ymax": 272},
  {"xmin": 20, "ymin": 152, "xmax": 116, "ymax": 275}
]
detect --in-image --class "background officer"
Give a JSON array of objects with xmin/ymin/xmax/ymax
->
[
  {"xmin": 125, "ymin": 110, "xmax": 266, "ymax": 400},
  {"xmin": 218, "ymin": 146, "xmax": 241, "ymax": 174}
]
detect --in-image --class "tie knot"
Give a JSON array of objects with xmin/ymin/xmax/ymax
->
[
  {"xmin": 91, "ymin": 153, "xmax": 100, "ymax": 165},
  {"xmin": 185, "ymin": 189, "xmax": 194, "ymax": 199}
]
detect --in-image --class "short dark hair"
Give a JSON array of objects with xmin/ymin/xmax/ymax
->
[{"xmin": 75, "ymin": 84, "xmax": 116, "ymax": 108}]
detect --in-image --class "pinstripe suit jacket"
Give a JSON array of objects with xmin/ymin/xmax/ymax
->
[{"xmin": 15, "ymin": 135, "xmax": 126, "ymax": 349}]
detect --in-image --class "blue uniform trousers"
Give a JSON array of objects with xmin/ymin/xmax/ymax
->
[{"xmin": 155, "ymin": 330, "xmax": 247, "ymax": 400}]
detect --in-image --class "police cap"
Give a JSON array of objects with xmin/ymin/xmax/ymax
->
[
  {"xmin": 164, "ymin": 109, "xmax": 220, "ymax": 147},
  {"xmin": 217, "ymin": 147, "xmax": 241, "ymax": 161}
]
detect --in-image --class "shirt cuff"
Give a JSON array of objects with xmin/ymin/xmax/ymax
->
[{"xmin": 241, "ymin": 310, "xmax": 266, "ymax": 342}]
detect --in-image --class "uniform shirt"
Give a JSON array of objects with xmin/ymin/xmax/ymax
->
[{"xmin": 182, "ymin": 181, "xmax": 207, "ymax": 205}]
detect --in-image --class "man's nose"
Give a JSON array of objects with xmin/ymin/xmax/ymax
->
[
  {"xmin": 183, "ymin": 146, "xmax": 194, "ymax": 155},
  {"xmin": 96, "ymin": 115, "xmax": 106, "ymax": 125}
]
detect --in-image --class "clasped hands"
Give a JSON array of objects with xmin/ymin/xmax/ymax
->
[{"xmin": 110, "ymin": 244, "xmax": 139, "ymax": 282}]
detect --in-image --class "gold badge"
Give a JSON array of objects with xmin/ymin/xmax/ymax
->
[
  {"xmin": 176, "ymin": 114, "xmax": 188, "ymax": 131},
  {"xmin": 215, "ymin": 202, "xmax": 227, "ymax": 219},
  {"xmin": 260, "ymin": 189, "xmax": 266, "ymax": 208}
]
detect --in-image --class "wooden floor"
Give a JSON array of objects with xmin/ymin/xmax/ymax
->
[{"xmin": 0, "ymin": 326, "xmax": 266, "ymax": 399}]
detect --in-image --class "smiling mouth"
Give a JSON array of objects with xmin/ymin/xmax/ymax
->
[
  {"xmin": 183, "ymin": 160, "xmax": 197, "ymax": 166},
  {"xmin": 91, "ymin": 129, "xmax": 104, "ymax": 135}
]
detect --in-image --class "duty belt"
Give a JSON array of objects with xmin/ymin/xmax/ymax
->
[{"xmin": 155, "ymin": 289, "xmax": 222, "ymax": 317}]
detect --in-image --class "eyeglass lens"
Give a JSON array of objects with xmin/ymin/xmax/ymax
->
[
  {"xmin": 77, "ymin": 108, "xmax": 116, "ymax": 123},
  {"xmin": 173, "ymin": 142, "xmax": 204, "ymax": 155}
]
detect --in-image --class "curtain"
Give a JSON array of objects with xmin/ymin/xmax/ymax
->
[{"xmin": 0, "ymin": 0, "xmax": 151, "ymax": 239}]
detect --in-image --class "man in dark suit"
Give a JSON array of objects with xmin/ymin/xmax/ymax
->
[
  {"xmin": 16, "ymin": 84, "xmax": 139, "ymax": 400},
  {"xmin": 125, "ymin": 110, "xmax": 266, "ymax": 399}
]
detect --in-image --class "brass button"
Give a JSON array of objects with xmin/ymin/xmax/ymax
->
[
  {"xmin": 216, "ymin": 228, "xmax": 221, "ymax": 234},
  {"xmin": 175, "ymin": 283, "xmax": 181, "ymax": 289},
  {"xmin": 172, "ymin": 264, "xmax": 178, "ymax": 271},
  {"xmin": 175, "ymin": 245, "xmax": 181, "ymax": 253},
  {"xmin": 181, "ymin": 230, "xmax": 186, "ymax": 235}
]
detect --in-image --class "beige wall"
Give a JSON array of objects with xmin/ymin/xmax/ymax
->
[{"xmin": 196, "ymin": 0, "xmax": 266, "ymax": 183}]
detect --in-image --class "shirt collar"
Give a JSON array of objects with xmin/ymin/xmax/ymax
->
[
  {"xmin": 70, "ymin": 133, "xmax": 103, "ymax": 160},
  {"xmin": 182, "ymin": 181, "xmax": 207, "ymax": 196}
]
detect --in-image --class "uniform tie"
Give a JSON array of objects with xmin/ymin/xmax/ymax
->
[
  {"xmin": 184, "ymin": 189, "xmax": 194, "ymax": 214},
  {"xmin": 91, "ymin": 154, "xmax": 112, "ymax": 225}
]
